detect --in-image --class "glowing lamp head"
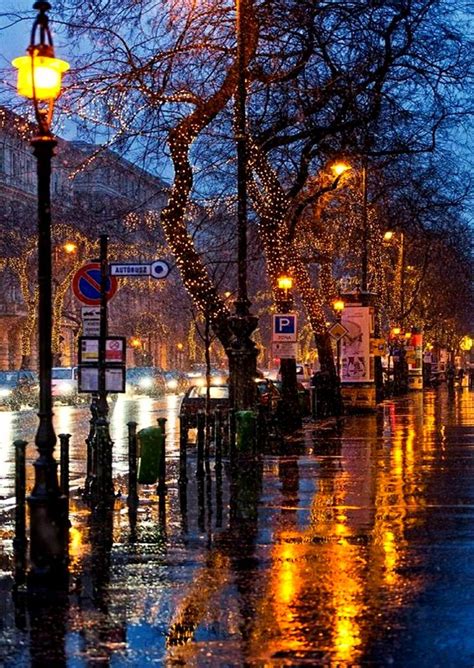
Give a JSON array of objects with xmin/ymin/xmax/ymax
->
[
  {"xmin": 130, "ymin": 337, "xmax": 142, "ymax": 349},
  {"xmin": 63, "ymin": 242, "xmax": 77, "ymax": 254},
  {"xmin": 333, "ymin": 299, "xmax": 345, "ymax": 313},
  {"xmin": 460, "ymin": 336, "xmax": 473, "ymax": 352},
  {"xmin": 331, "ymin": 162, "xmax": 351, "ymax": 177},
  {"xmin": 12, "ymin": 46, "xmax": 69, "ymax": 101},
  {"xmin": 384, "ymin": 231, "xmax": 394, "ymax": 241},
  {"xmin": 391, "ymin": 327, "xmax": 401, "ymax": 336},
  {"xmin": 277, "ymin": 275, "xmax": 293, "ymax": 291}
]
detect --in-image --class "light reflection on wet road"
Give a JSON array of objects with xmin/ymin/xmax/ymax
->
[
  {"xmin": 0, "ymin": 388, "xmax": 473, "ymax": 666},
  {"xmin": 0, "ymin": 394, "xmax": 181, "ymax": 500}
]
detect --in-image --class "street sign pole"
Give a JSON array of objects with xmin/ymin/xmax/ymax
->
[{"xmin": 97, "ymin": 234, "xmax": 114, "ymax": 506}]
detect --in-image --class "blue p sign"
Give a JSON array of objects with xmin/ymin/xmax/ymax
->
[
  {"xmin": 275, "ymin": 316, "xmax": 295, "ymax": 333},
  {"xmin": 273, "ymin": 314, "xmax": 297, "ymax": 341}
]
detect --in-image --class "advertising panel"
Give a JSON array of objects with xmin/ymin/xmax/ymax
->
[{"xmin": 341, "ymin": 306, "xmax": 372, "ymax": 383}]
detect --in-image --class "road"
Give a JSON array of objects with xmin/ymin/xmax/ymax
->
[
  {"xmin": 0, "ymin": 393, "xmax": 182, "ymax": 502},
  {"xmin": 0, "ymin": 387, "xmax": 473, "ymax": 666}
]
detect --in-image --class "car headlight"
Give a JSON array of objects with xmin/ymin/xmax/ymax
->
[
  {"xmin": 167, "ymin": 379, "xmax": 178, "ymax": 390},
  {"xmin": 139, "ymin": 377, "xmax": 153, "ymax": 389},
  {"xmin": 0, "ymin": 388, "xmax": 11, "ymax": 397}
]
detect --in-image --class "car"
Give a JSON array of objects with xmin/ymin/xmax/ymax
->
[
  {"xmin": 126, "ymin": 367, "xmax": 166, "ymax": 398},
  {"xmin": 272, "ymin": 379, "xmax": 311, "ymax": 416},
  {"xmin": 185, "ymin": 366, "xmax": 228, "ymax": 387},
  {"xmin": 51, "ymin": 366, "xmax": 85, "ymax": 405},
  {"xmin": 277, "ymin": 363, "xmax": 313, "ymax": 389},
  {"xmin": 179, "ymin": 378, "xmax": 280, "ymax": 427},
  {"xmin": 163, "ymin": 370, "xmax": 190, "ymax": 394},
  {"xmin": 179, "ymin": 383, "xmax": 230, "ymax": 427},
  {"xmin": 0, "ymin": 370, "xmax": 39, "ymax": 411}
]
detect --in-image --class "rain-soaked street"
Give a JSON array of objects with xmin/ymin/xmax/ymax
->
[{"xmin": 1, "ymin": 387, "xmax": 473, "ymax": 666}]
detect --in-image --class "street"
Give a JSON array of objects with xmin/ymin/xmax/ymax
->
[
  {"xmin": 0, "ymin": 387, "xmax": 473, "ymax": 665},
  {"xmin": 0, "ymin": 394, "xmax": 181, "ymax": 504}
]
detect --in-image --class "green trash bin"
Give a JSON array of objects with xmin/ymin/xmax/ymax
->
[
  {"xmin": 137, "ymin": 426, "xmax": 163, "ymax": 484},
  {"xmin": 235, "ymin": 410, "xmax": 257, "ymax": 452}
]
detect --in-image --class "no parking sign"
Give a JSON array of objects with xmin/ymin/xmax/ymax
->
[{"xmin": 72, "ymin": 263, "xmax": 118, "ymax": 305}]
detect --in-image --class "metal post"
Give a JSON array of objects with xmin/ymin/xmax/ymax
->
[
  {"xmin": 28, "ymin": 133, "xmax": 68, "ymax": 585},
  {"xmin": 59, "ymin": 433, "xmax": 70, "ymax": 522},
  {"xmin": 196, "ymin": 411, "xmax": 205, "ymax": 478},
  {"xmin": 229, "ymin": 408, "xmax": 236, "ymax": 459},
  {"xmin": 361, "ymin": 158, "xmax": 369, "ymax": 292},
  {"xmin": 215, "ymin": 409, "xmax": 223, "ymax": 464},
  {"xmin": 98, "ymin": 234, "xmax": 109, "ymax": 419},
  {"xmin": 227, "ymin": 0, "xmax": 258, "ymax": 412},
  {"xmin": 157, "ymin": 417, "xmax": 167, "ymax": 494},
  {"xmin": 13, "ymin": 439, "xmax": 27, "ymax": 584},
  {"xmin": 127, "ymin": 421, "xmax": 138, "ymax": 507},
  {"xmin": 178, "ymin": 415, "xmax": 188, "ymax": 486},
  {"xmin": 84, "ymin": 393, "xmax": 99, "ymax": 500}
]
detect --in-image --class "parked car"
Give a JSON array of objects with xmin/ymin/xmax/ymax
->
[
  {"xmin": 0, "ymin": 370, "xmax": 39, "ymax": 411},
  {"xmin": 51, "ymin": 366, "xmax": 85, "ymax": 405},
  {"xmin": 185, "ymin": 365, "xmax": 228, "ymax": 387},
  {"xmin": 179, "ymin": 378, "xmax": 280, "ymax": 427},
  {"xmin": 272, "ymin": 380, "xmax": 311, "ymax": 416},
  {"xmin": 163, "ymin": 370, "xmax": 190, "ymax": 394},
  {"xmin": 126, "ymin": 367, "xmax": 166, "ymax": 397},
  {"xmin": 277, "ymin": 363, "xmax": 313, "ymax": 389}
]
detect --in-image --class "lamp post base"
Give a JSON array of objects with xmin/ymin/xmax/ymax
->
[
  {"xmin": 227, "ymin": 312, "xmax": 258, "ymax": 412},
  {"xmin": 28, "ymin": 471, "xmax": 68, "ymax": 588}
]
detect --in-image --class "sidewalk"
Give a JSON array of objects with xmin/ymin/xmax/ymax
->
[{"xmin": 1, "ymin": 388, "xmax": 473, "ymax": 665}]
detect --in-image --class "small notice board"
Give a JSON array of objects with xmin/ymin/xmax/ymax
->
[{"xmin": 78, "ymin": 336, "xmax": 126, "ymax": 393}]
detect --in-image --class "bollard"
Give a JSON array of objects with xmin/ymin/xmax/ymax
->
[
  {"xmin": 196, "ymin": 411, "xmax": 205, "ymax": 478},
  {"xmin": 13, "ymin": 439, "xmax": 27, "ymax": 583},
  {"xmin": 229, "ymin": 408, "xmax": 236, "ymax": 458},
  {"xmin": 235, "ymin": 410, "xmax": 257, "ymax": 453},
  {"xmin": 215, "ymin": 409, "xmax": 223, "ymax": 466},
  {"xmin": 178, "ymin": 415, "xmax": 188, "ymax": 486},
  {"xmin": 59, "ymin": 433, "xmax": 71, "ymax": 521},
  {"xmin": 256, "ymin": 404, "xmax": 268, "ymax": 446},
  {"xmin": 157, "ymin": 418, "xmax": 167, "ymax": 494},
  {"xmin": 137, "ymin": 426, "xmax": 163, "ymax": 485},
  {"xmin": 127, "ymin": 421, "xmax": 139, "ymax": 506}
]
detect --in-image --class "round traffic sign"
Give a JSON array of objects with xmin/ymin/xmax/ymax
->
[
  {"xmin": 150, "ymin": 260, "xmax": 170, "ymax": 279},
  {"xmin": 72, "ymin": 263, "xmax": 118, "ymax": 305}
]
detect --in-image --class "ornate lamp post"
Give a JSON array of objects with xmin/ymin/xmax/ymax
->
[
  {"xmin": 276, "ymin": 273, "xmax": 301, "ymax": 429},
  {"xmin": 12, "ymin": 0, "xmax": 70, "ymax": 583},
  {"xmin": 227, "ymin": 0, "xmax": 258, "ymax": 411},
  {"xmin": 332, "ymin": 299, "xmax": 345, "ymax": 378}
]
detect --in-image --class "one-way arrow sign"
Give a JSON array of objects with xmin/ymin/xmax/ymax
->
[{"xmin": 109, "ymin": 260, "xmax": 170, "ymax": 279}]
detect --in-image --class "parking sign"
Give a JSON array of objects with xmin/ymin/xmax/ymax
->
[{"xmin": 272, "ymin": 313, "xmax": 297, "ymax": 342}]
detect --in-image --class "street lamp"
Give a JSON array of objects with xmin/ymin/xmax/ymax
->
[
  {"xmin": 332, "ymin": 299, "xmax": 345, "ymax": 378},
  {"xmin": 227, "ymin": 0, "xmax": 258, "ymax": 412},
  {"xmin": 384, "ymin": 230, "xmax": 406, "ymax": 327},
  {"xmin": 12, "ymin": 1, "xmax": 70, "ymax": 584},
  {"xmin": 277, "ymin": 274, "xmax": 293, "ymax": 302}
]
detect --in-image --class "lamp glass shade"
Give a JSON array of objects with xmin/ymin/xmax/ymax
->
[
  {"xmin": 278, "ymin": 275, "xmax": 293, "ymax": 291},
  {"xmin": 331, "ymin": 162, "xmax": 350, "ymax": 176},
  {"xmin": 12, "ymin": 52, "xmax": 69, "ymax": 100},
  {"xmin": 333, "ymin": 299, "xmax": 345, "ymax": 312}
]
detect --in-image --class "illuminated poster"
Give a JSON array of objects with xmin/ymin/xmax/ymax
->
[{"xmin": 341, "ymin": 306, "xmax": 371, "ymax": 383}]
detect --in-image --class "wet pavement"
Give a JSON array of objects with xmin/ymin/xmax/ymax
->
[{"xmin": 0, "ymin": 388, "xmax": 473, "ymax": 666}]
